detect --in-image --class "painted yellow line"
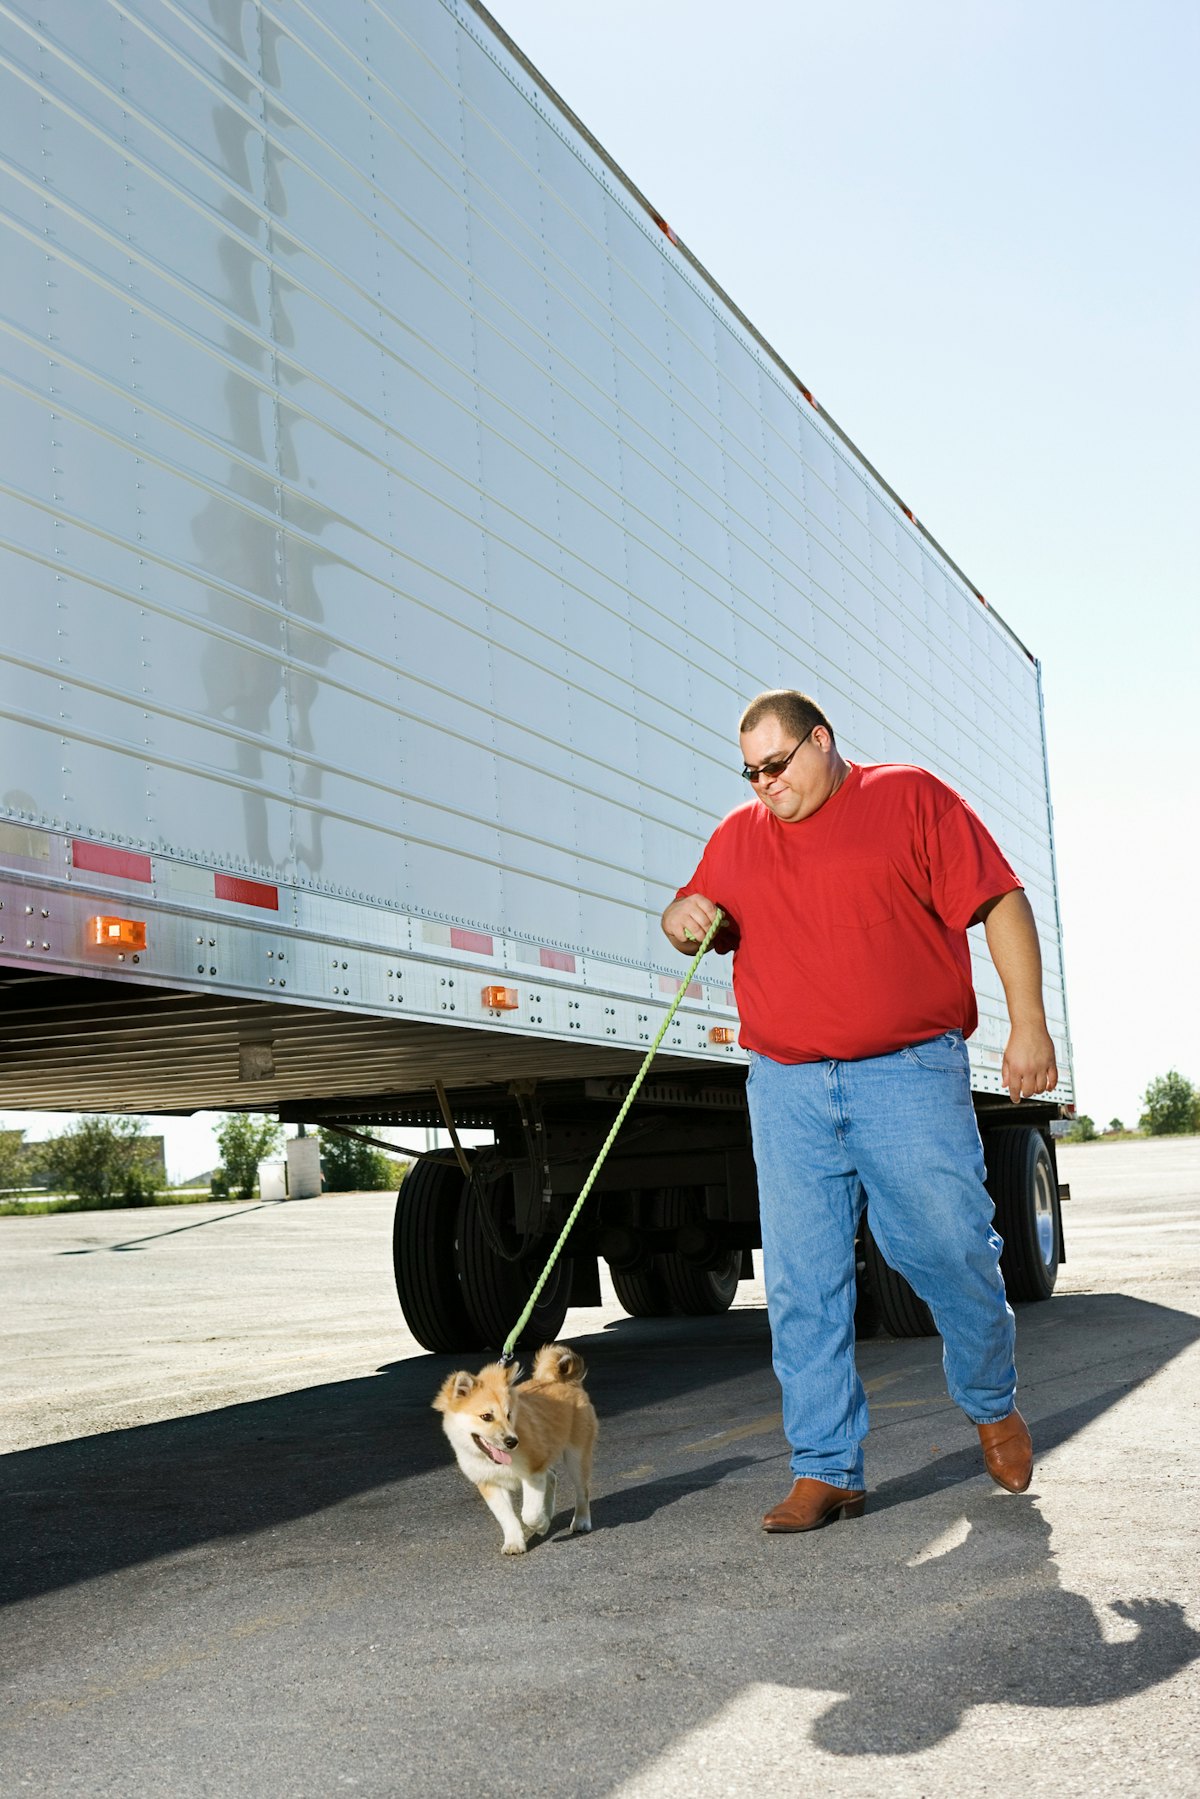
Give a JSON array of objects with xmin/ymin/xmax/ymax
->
[
  {"xmin": 681, "ymin": 1369, "xmax": 926, "ymax": 1452},
  {"xmin": 683, "ymin": 1411, "xmax": 782, "ymax": 1451},
  {"xmin": 1, "ymin": 1587, "xmax": 368, "ymax": 1730}
]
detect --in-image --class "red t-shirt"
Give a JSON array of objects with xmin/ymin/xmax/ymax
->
[{"xmin": 676, "ymin": 763, "xmax": 1021, "ymax": 1063}]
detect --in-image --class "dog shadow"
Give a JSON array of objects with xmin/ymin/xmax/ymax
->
[{"xmin": 576, "ymin": 1453, "xmax": 757, "ymax": 1534}]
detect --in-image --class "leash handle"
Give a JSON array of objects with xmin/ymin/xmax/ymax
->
[{"xmin": 500, "ymin": 907, "xmax": 726, "ymax": 1360}]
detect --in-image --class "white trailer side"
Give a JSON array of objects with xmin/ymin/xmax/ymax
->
[{"xmin": 0, "ymin": 0, "xmax": 1073, "ymax": 1345}]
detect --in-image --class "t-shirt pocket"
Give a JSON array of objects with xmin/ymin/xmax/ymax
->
[{"xmin": 828, "ymin": 859, "xmax": 894, "ymax": 929}]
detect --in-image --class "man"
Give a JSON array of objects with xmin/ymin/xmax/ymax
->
[{"xmin": 661, "ymin": 690, "xmax": 1058, "ymax": 1532}]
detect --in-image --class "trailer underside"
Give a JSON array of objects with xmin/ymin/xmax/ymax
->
[{"xmin": 0, "ymin": 966, "xmax": 701, "ymax": 1116}]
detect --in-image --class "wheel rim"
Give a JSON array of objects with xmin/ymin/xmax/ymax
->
[
  {"xmin": 705, "ymin": 1253, "xmax": 741, "ymax": 1307},
  {"xmin": 1032, "ymin": 1154, "xmax": 1056, "ymax": 1268}
]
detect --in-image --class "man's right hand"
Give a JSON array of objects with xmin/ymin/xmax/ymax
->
[{"xmin": 661, "ymin": 893, "xmax": 721, "ymax": 954}]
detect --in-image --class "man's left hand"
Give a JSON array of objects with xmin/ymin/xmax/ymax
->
[{"xmin": 1001, "ymin": 1025, "xmax": 1058, "ymax": 1103}]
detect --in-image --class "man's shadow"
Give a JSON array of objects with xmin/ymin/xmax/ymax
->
[
  {"xmin": 746, "ymin": 1376, "xmax": 1200, "ymax": 1756},
  {"xmin": 799, "ymin": 1485, "xmax": 1199, "ymax": 1756}
]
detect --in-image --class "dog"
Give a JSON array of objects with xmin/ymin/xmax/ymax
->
[{"xmin": 433, "ymin": 1344, "xmax": 597, "ymax": 1554}]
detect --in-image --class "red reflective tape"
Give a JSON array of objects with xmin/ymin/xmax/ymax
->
[
  {"xmin": 450, "ymin": 928, "xmax": 493, "ymax": 955},
  {"xmin": 539, "ymin": 947, "xmax": 576, "ymax": 973},
  {"xmin": 657, "ymin": 974, "xmax": 702, "ymax": 999},
  {"xmin": 72, "ymin": 840, "xmax": 152, "ymax": 883},
  {"xmin": 214, "ymin": 873, "xmax": 279, "ymax": 910},
  {"xmin": 651, "ymin": 212, "xmax": 678, "ymax": 245}
]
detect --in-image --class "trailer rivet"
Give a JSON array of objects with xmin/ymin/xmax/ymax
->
[
  {"xmin": 198, "ymin": 964, "xmax": 205, "ymax": 973},
  {"xmin": 279, "ymin": 980, "xmax": 286, "ymax": 988},
  {"xmin": 25, "ymin": 905, "xmax": 33, "ymax": 915},
  {"xmin": 41, "ymin": 908, "xmax": 49, "ymax": 918},
  {"xmin": 196, "ymin": 936, "xmax": 204, "ymax": 945}
]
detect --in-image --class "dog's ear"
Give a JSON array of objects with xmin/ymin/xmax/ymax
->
[
  {"xmin": 504, "ymin": 1361, "xmax": 523, "ymax": 1385},
  {"xmin": 432, "ymin": 1370, "xmax": 476, "ymax": 1412}
]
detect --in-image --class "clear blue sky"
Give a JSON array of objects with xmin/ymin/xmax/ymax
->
[
  {"xmin": 6, "ymin": 0, "xmax": 1197, "ymax": 1176},
  {"xmin": 497, "ymin": 0, "xmax": 1200, "ymax": 1132}
]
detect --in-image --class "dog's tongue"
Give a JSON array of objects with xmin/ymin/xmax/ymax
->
[{"xmin": 484, "ymin": 1441, "xmax": 512, "ymax": 1466}]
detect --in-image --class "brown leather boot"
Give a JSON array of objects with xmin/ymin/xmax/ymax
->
[
  {"xmin": 978, "ymin": 1409, "xmax": 1033, "ymax": 1492},
  {"xmin": 761, "ymin": 1477, "xmax": 867, "ymax": 1533}
]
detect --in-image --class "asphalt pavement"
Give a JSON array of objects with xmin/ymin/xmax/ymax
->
[{"xmin": 1, "ymin": 1137, "xmax": 1198, "ymax": 1796}]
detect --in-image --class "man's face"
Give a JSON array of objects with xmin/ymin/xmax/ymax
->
[{"xmin": 739, "ymin": 716, "xmax": 835, "ymax": 823}]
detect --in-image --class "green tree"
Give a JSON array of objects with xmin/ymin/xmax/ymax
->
[
  {"xmin": 215, "ymin": 1113, "xmax": 283, "ymax": 1201},
  {"xmin": 0, "ymin": 1128, "xmax": 33, "ymax": 1192},
  {"xmin": 1138, "ymin": 1071, "xmax": 1198, "ymax": 1137},
  {"xmin": 1107, "ymin": 1118, "xmax": 1125, "ymax": 1135},
  {"xmin": 318, "ymin": 1128, "xmax": 406, "ymax": 1192},
  {"xmin": 1064, "ymin": 1114, "xmax": 1097, "ymax": 1143},
  {"xmin": 35, "ymin": 1116, "xmax": 160, "ymax": 1207}
]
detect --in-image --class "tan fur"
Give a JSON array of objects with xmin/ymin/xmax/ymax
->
[{"xmin": 433, "ymin": 1344, "xmax": 597, "ymax": 1554}]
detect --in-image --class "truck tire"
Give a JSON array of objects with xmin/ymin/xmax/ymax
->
[
  {"xmin": 651, "ymin": 1186, "xmax": 740, "ymax": 1317},
  {"xmin": 986, "ymin": 1127, "xmax": 1060, "ymax": 1302},
  {"xmin": 860, "ymin": 1218, "xmax": 937, "ymax": 1338},
  {"xmin": 853, "ymin": 1252, "xmax": 881, "ymax": 1339},
  {"xmin": 610, "ymin": 1264, "xmax": 672, "ymax": 1317},
  {"xmin": 658, "ymin": 1248, "xmax": 741, "ymax": 1315},
  {"xmin": 392, "ymin": 1158, "xmax": 484, "ymax": 1354},
  {"xmin": 454, "ymin": 1175, "xmax": 573, "ymax": 1350}
]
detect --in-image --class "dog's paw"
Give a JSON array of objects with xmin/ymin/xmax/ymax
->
[
  {"xmin": 501, "ymin": 1538, "xmax": 527, "ymax": 1555},
  {"xmin": 570, "ymin": 1518, "xmax": 592, "ymax": 1535}
]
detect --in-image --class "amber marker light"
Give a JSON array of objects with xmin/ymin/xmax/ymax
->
[
  {"xmin": 709, "ymin": 1026, "xmax": 736, "ymax": 1045},
  {"xmin": 482, "ymin": 984, "xmax": 520, "ymax": 1010},
  {"xmin": 89, "ymin": 915, "xmax": 147, "ymax": 950}
]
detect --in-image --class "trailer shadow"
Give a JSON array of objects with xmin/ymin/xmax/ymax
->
[{"xmin": 0, "ymin": 1290, "xmax": 1196, "ymax": 1623}]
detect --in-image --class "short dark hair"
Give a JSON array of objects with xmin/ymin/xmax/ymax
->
[{"xmin": 739, "ymin": 689, "xmax": 835, "ymax": 746}]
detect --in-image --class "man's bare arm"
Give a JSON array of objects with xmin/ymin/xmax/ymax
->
[
  {"xmin": 661, "ymin": 892, "xmax": 721, "ymax": 954},
  {"xmin": 974, "ymin": 889, "xmax": 1058, "ymax": 1103}
]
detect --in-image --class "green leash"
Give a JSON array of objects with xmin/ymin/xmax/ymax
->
[{"xmin": 500, "ymin": 907, "xmax": 725, "ymax": 1362}]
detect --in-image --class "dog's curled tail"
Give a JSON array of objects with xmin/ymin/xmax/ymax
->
[{"xmin": 531, "ymin": 1343, "xmax": 586, "ymax": 1384}]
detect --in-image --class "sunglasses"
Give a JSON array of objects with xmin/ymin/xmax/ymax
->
[{"xmin": 740, "ymin": 726, "xmax": 816, "ymax": 785}]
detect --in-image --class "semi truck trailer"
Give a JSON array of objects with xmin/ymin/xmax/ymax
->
[{"xmin": 0, "ymin": 0, "xmax": 1074, "ymax": 1350}]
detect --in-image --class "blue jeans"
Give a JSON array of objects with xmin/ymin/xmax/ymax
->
[{"xmin": 745, "ymin": 1032, "xmax": 1017, "ymax": 1489}]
